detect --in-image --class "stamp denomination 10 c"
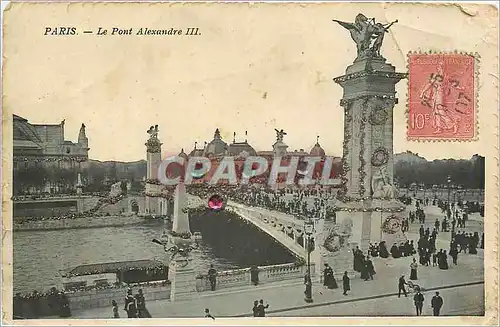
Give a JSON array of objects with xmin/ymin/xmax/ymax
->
[{"xmin": 407, "ymin": 53, "xmax": 477, "ymax": 141}]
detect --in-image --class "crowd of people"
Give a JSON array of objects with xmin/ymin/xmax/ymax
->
[
  {"xmin": 118, "ymin": 288, "xmax": 151, "ymax": 318},
  {"xmin": 187, "ymin": 184, "xmax": 337, "ymax": 221}
]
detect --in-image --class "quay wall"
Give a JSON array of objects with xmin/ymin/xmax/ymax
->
[{"xmin": 67, "ymin": 283, "xmax": 172, "ymax": 311}]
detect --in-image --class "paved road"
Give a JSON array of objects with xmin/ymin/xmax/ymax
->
[
  {"xmin": 72, "ymin": 247, "xmax": 484, "ymax": 319},
  {"xmin": 272, "ymin": 283, "xmax": 484, "ymax": 316}
]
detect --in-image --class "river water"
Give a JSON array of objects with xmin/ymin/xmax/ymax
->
[{"xmin": 13, "ymin": 221, "xmax": 239, "ymax": 294}]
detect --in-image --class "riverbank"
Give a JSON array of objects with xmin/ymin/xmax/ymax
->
[{"xmin": 13, "ymin": 215, "xmax": 147, "ymax": 232}]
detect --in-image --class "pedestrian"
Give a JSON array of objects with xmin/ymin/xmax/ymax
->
[
  {"xmin": 208, "ymin": 264, "xmax": 217, "ymax": 291},
  {"xmin": 135, "ymin": 289, "xmax": 151, "ymax": 318},
  {"xmin": 257, "ymin": 299, "xmax": 269, "ymax": 317},
  {"xmin": 398, "ymin": 275, "xmax": 408, "ymax": 298},
  {"xmin": 413, "ymin": 288, "xmax": 425, "ymax": 316},
  {"xmin": 323, "ymin": 263, "xmax": 338, "ymax": 289},
  {"xmin": 112, "ymin": 300, "xmax": 120, "ymax": 318},
  {"xmin": 342, "ymin": 271, "xmax": 350, "ymax": 296},
  {"xmin": 252, "ymin": 300, "xmax": 259, "ymax": 317},
  {"xmin": 432, "ymin": 251, "xmax": 438, "ymax": 267},
  {"xmin": 250, "ymin": 265, "xmax": 260, "ymax": 286},
  {"xmin": 365, "ymin": 257, "xmax": 375, "ymax": 281},
  {"xmin": 431, "ymin": 291, "xmax": 443, "ymax": 316},
  {"xmin": 204, "ymin": 308, "xmax": 215, "ymax": 320},
  {"xmin": 410, "ymin": 258, "xmax": 418, "ymax": 280},
  {"xmin": 124, "ymin": 289, "xmax": 138, "ymax": 318}
]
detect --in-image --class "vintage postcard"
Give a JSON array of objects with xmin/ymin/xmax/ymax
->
[{"xmin": 1, "ymin": 1, "xmax": 499, "ymax": 326}]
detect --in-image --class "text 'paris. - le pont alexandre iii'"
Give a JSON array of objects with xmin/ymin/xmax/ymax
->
[{"xmin": 44, "ymin": 27, "xmax": 201, "ymax": 36}]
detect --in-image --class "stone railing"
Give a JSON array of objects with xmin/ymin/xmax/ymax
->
[
  {"xmin": 196, "ymin": 268, "xmax": 250, "ymax": 292},
  {"xmin": 195, "ymin": 262, "xmax": 315, "ymax": 292}
]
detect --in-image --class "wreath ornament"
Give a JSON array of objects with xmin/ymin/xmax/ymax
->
[
  {"xmin": 371, "ymin": 147, "xmax": 389, "ymax": 167},
  {"xmin": 382, "ymin": 215, "xmax": 401, "ymax": 234},
  {"xmin": 369, "ymin": 107, "xmax": 388, "ymax": 125}
]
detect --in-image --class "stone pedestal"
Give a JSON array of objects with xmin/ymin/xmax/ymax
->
[
  {"xmin": 315, "ymin": 217, "xmax": 355, "ymax": 278},
  {"xmin": 272, "ymin": 141, "xmax": 288, "ymax": 156},
  {"xmin": 169, "ymin": 257, "xmax": 197, "ymax": 302},
  {"xmin": 335, "ymin": 199, "xmax": 406, "ymax": 251}
]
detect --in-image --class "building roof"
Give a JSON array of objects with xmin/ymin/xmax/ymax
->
[
  {"xmin": 227, "ymin": 141, "xmax": 257, "ymax": 156},
  {"xmin": 13, "ymin": 115, "xmax": 43, "ymax": 144},
  {"xmin": 61, "ymin": 259, "xmax": 166, "ymax": 277}
]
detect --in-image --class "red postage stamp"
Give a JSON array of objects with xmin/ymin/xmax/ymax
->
[{"xmin": 407, "ymin": 53, "xmax": 477, "ymax": 141}]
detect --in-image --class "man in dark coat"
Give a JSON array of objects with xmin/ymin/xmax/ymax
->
[
  {"xmin": 257, "ymin": 299, "xmax": 269, "ymax": 317},
  {"xmin": 342, "ymin": 271, "xmax": 350, "ymax": 296},
  {"xmin": 414, "ymin": 289, "xmax": 425, "ymax": 316},
  {"xmin": 208, "ymin": 264, "xmax": 217, "ymax": 291},
  {"xmin": 252, "ymin": 300, "xmax": 259, "ymax": 317},
  {"xmin": 431, "ymin": 291, "xmax": 444, "ymax": 316},
  {"xmin": 398, "ymin": 275, "xmax": 408, "ymax": 298},
  {"xmin": 135, "ymin": 289, "xmax": 151, "ymax": 318}
]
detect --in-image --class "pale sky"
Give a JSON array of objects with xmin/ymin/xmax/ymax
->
[{"xmin": 4, "ymin": 3, "xmax": 498, "ymax": 162}]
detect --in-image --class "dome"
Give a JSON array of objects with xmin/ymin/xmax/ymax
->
[
  {"xmin": 203, "ymin": 128, "xmax": 228, "ymax": 157},
  {"xmin": 310, "ymin": 137, "xmax": 326, "ymax": 157}
]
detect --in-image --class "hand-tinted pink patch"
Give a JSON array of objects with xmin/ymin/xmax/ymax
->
[{"xmin": 208, "ymin": 195, "xmax": 224, "ymax": 211}]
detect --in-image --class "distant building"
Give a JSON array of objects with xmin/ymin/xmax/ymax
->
[
  {"xmin": 13, "ymin": 114, "xmax": 90, "ymax": 194},
  {"xmin": 13, "ymin": 114, "xmax": 90, "ymax": 168},
  {"xmin": 183, "ymin": 128, "xmax": 340, "ymax": 186}
]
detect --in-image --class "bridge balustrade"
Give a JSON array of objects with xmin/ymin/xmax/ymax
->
[{"xmin": 195, "ymin": 262, "xmax": 315, "ymax": 293}]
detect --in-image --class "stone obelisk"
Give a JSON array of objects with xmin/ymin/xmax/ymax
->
[
  {"xmin": 168, "ymin": 181, "xmax": 197, "ymax": 301},
  {"xmin": 333, "ymin": 14, "xmax": 407, "ymax": 251}
]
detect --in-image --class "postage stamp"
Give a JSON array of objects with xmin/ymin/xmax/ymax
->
[{"xmin": 407, "ymin": 52, "xmax": 478, "ymax": 141}]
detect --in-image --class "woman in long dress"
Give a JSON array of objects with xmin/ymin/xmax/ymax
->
[{"xmin": 409, "ymin": 258, "xmax": 418, "ymax": 280}]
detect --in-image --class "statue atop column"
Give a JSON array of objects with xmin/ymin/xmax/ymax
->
[
  {"xmin": 333, "ymin": 14, "xmax": 398, "ymax": 59},
  {"xmin": 147, "ymin": 125, "xmax": 159, "ymax": 139},
  {"xmin": 274, "ymin": 128, "xmax": 287, "ymax": 142},
  {"xmin": 145, "ymin": 124, "xmax": 162, "ymax": 153}
]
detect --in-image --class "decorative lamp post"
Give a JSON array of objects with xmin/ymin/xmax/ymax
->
[
  {"xmin": 304, "ymin": 219, "xmax": 315, "ymax": 303},
  {"xmin": 447, "ymin": 175, "xmax": 452, "ymax": 207}
]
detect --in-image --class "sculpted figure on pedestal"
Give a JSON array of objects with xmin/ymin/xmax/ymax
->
[
  {"xmin": 333, "ymin": 14, "xmax": 398, "ymax": 59},
  {"xmin": 371, "ymin": 166, "xmax": 396, "ymax": 199}
]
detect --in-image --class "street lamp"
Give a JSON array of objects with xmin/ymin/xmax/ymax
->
[
  {"xmin": 447, "ymin": 175, "xmax": 452, "ymax": 207},
  {"xmin": 304, "ymin": 219, "xmax": 315, "ymax": 303}
]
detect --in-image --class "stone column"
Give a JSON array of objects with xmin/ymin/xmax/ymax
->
[
  {"xmin": 334, "ymin": 57, "xmax": 406, "ymax": 251},
  {"xmin": 145, "ymin": 130, "xmax": 162, "ymax": 215}
]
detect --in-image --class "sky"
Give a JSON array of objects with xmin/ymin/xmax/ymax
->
[{"xmin": 4, "ymin": 2, "xmax": 497, "ymax": 162}]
